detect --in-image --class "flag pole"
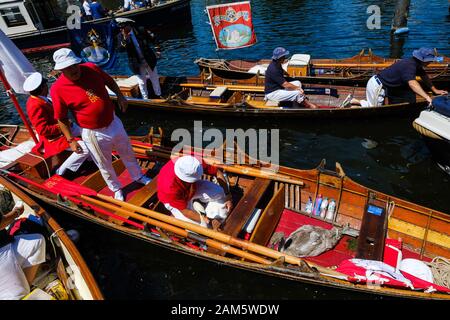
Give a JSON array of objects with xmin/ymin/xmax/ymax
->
[{"xmin": 0, "ymin": 67, "xmax": 38, "ymax": 144}]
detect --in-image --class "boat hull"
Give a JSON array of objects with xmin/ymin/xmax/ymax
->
[
  {"xmin": 14, "ymin": 185, "xmax": 450, "ymax": 300},
  {"xmin": 1, "ymin": 126, "xmax": 448, "ymax": 300},
  {"xmin": 11, "ymin": 0, "xmax": 192, "ymax": 52},
  {"xmin": 114, "ymin": 96, "xmax": 426, "ymax": 119},
  {"xmin": 423, "ymin": 136, "xmax": 450, "ymax": 174}
]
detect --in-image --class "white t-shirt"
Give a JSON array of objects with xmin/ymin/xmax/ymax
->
[
  {"xmin": 0, "ymin": 234, "xmax": 46, "ymax": 300},
  {"xmin": 83, "ymin": 0, "xmax": 92, "ymax": 16}
]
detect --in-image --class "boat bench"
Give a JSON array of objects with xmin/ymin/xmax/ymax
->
[
  {"xmin": 246, "ymin": 99, "xmax": 280, "ymax": 109},
  {"xmin": 220, "ymin": 177, "xmax": 271, "ymax": 239},
  {"xmin": 209, "ymin": 86, "xmax": 228, "ymax": 99},
  {"xmin": 249, "ymin": 184, "xmax": 285, "ymax": 246},
  {"xmin": 80, "ymin": 159, "xmax": 125, "ymax": 192},
  {"xmin": 111, "ymin": 176, "xmax": 159, "ymax": 225}
]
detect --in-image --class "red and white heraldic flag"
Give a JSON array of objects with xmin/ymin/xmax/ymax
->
[{"xmin": 206, "ymin": 1, "xmax": 257, "ymax": 50}]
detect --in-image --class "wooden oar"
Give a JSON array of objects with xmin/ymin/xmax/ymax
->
[
  {"xmin": 92, "ymin": 194, "xmax": 312, "ymax": 267},
  {"xmin": 131, "ymin": 144, "xmax": 305, "ymax": 186},
  {"xmin": 93, "ymin": 194, "xmax": 348, "ymax": 278},
  {"xmin": 80, "ymin": 195, "xmax": 271, "ymax": 264},
  {"xmin": 180, "ymin": 83, "xmax": 339, "ymax": 97}
]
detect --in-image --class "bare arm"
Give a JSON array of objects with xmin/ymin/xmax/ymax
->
[
  {"xmin": 0, "ymin": 206, "xmax": 24, "ymax": 230},
  {"xmin": 431, "ymin": 86, "xmax": 448, "ymax": 95},
  {"xmin": 58, "ymin": 119, "xmax": 83, "ymax": 154},
  {"xmin": 106, "ymin": 79, "xmax": 128, "ymax": 113},
  {"xmin": 215, "ymin": 169, "xmax": 233, "ymax": 212},
  {"xmin": 408, "ymin": 80, "xmax": 432, "ymax": 104}
]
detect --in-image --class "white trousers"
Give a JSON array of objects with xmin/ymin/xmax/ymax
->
[
  {"xmin": 265, "ymin": 80, "xmax": 305, "ymax": 103},
  {"xmin": 136, "ymin": 64, "xmax": 161, "ymax": 99},
  {"xmin": 0, "ymin": 234, "xmax": 46, "ymax": 300},
  {"xmin": 81, "ymin": 115, "xmax": 143, "ymax": 192},
  {"xmin": 55, "ymin": 122, "xmax": 90, "ymax": 176},
  {"xmin": 164, "ymin": 180, "xmax": 228, "ymax": 227},
  {"xmin": 360, "ymin": 75, "xmax": 385, "ymax": 108}
]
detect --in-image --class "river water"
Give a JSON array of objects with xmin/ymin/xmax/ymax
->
[{"xmin": 1, "ymin": 0, "xmax": 450, "ymax": 300}]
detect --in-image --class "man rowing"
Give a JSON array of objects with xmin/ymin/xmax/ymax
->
[
  {"xmin": 345, "ymin": 48, "xmax": 448, "ymax": 108},
  {"xmin": 50, "ymin": 48, "xmax": 151, "ymax": 201},
  {"xmin": 264, "ymin": 47, "xmax": 318, "ymax": 109},
  {"xmin": 23, "ymin": 72, "xmax": 90, "ymax": 176},
  {"xmin": 157, "ymin": 156, "xmax": 233, "ymax": 229}
]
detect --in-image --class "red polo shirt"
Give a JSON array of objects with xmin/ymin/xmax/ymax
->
[
  {"xmin": 157, "ymin": 158, "xmax": 218, "ymax": 210},
  {"xmin": 26, "ymin": 96, "xmax": 69, "ymax": 157},
  {"xmin": 50, "ymin": 62, "xmax": 116, "ymax": 129}
]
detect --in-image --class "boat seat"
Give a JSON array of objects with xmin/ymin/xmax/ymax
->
[
  {"xmin": 110, "ymin": 175, "xmax": 159, "ymax": 225},
  {"xmin": 246, "ymin": 99, "xmax": 281, "ymax": 109},
  {"xmin": 110, "ymin": 76, "xmax": 140, "ymax": 98},
  {"xmin": 5, "ymin": 151, "xmax": 71, "ymax": 180},
  {"xmin": 80, "ymin": 159, "xmax": 125, "ymax": 192},
  {"xmin": 209, "ymin": 86, "xmax": 228, "ymax": 99},
  {"xmin": 220, "ymin": 177, "xmax": 271, "ymax": 239}
]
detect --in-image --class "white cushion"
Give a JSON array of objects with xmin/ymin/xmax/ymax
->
[
  {"xmin": 288, "ymin": 54, "xmax": 311, "ymax": 66},
  {"xmin": 248, "ymin": 64, "xmax": 268, "ymax": 74},
  {"xmin": 115, "ymin": 75, "xmax": 140, "ymax": 88}
]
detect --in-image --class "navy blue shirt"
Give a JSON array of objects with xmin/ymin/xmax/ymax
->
[
  {"xmin": 90, "ymin": 2, "xmax": 105, "ymax": 19},
  {"xmin": 378, "ymin": 57, "xmax": 432, "ymax": 88},
  {"xmin": 264, "ymin": 61, "xmax": 286, "ymax": 94}
]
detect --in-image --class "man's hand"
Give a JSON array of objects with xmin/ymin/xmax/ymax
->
[
  {"xmin": 12, "ymin": 201, "xmax": 24, "ymax": 217},
  {"xmin": 117, "ymin": 95, "xmax": 128, "ymax": 113},
  {"xmin": 69, "ymin": 140, "xmax": 83, "ymax": 154},
  {"xmin": 225, "ymin": 199, "xmax": 233, "ymax": 213},
  {"xmin": 297, "ymin": 87, "xmax": 304, "ymax": 94},
  {"xmin": 433, "ymin": 88, "xmax": 448, "ymax": 95}
]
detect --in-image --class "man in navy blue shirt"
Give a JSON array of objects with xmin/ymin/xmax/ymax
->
[
  {"xmin": 89, "ymin": 0, "xmax": 106, "ymax": 19},
  {"xmin": 346, "ymin": 48, "xmax": 447, "ymax": 108},
  {"xmin": 264, "ymin": 47, "xmax": 317, "ymax": 108}
]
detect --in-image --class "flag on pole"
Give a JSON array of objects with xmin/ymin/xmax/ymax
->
[
  {"xmin": 206, "ymin": 1, "xmax": 257, "ymax": 50},
  {"xmin": 0, "ymin": 29, "xmax": 36, "ymax": 94}
]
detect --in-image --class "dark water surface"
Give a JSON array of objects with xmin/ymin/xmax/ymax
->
[{"xmin": 1, "ymin": 0, "xmax": 450, "ymax": 300}]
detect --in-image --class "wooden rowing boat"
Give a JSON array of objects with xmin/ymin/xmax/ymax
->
[
  {"xmin": 194, "ymin": 49, "xmax": 450, "ymax": 88},
  {"xmin": 110, "ymin": 75, "xmax": 429, "ymax": 119},
  {"xmin": 1, "ymin": 125, "xmax": 449, "ymax": 299},
  {"xmin": 0, "ymin": 167, "xmax": 103, "ymax": 300}
]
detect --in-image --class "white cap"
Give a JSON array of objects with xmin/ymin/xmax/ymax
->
[
  {"xmin": 174, "ymin": 156, "xmax": 203, "ymax": 183},
  {"xmin": 23, "ymin": 72, "xmax": 43, "ymax": 92},
  {"xmin": 53, "ymin": 48, "xmax": 82, "ymax": 70}
]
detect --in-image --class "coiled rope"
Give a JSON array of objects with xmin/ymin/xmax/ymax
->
[{"xmin": 426, "ymin": 256, "xmax": 450, "ymax": 288}]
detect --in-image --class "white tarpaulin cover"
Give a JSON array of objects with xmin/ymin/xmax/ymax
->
[{"xmin": 0, "ymin": 29, "xmax": 36, "ymax": 94}]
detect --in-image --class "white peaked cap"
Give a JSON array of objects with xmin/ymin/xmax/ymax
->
[{"xmin": 23, "ymin": 72, "xmax": 43, "ymax": 92}]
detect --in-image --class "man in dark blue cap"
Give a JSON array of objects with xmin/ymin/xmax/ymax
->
[
  {"xmin": 348, "ymin": 48, "xmax": 447, "ymax": 108},
  {"xmin": 264, "ymin": 47, "xmax": 317, "ymax": 108}
]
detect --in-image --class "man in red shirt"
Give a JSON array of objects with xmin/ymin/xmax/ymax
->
[
  {"xmin": 157, "ymin": 156, "xmax": 233, "ymax": 228},
  {"xmin": 23, "ymin": 72, "xmax": 90, "ymax": 176},
  {"xmin": 50, "ymin": 48, "xmax": 151, "ymax": 200}
]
